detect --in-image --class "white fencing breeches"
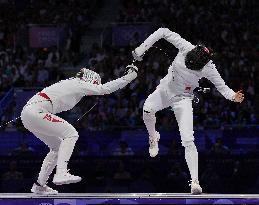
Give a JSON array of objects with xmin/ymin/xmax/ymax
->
[
  {"xmin": 143, "ymin": 88, "xmax": 172, "ymax": 138},
  {"xmin": 172, "ymin": 98, "xmax": 198, "ymax": 181},
  {"xmin": 21, "ymin": 95, "xmax": 79, "ymax": 185},
  {"xmin": 37, "ymin": 149, "xmax": 58, "ymax": 186},
  {"xmin": 143, "ymin": 88, "xmax": 198, "ymax": 181}
]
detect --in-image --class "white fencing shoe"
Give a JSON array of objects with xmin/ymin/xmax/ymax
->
[
  {"xmin": 31, "ymin": 183, "xmax": 58, "ymax": 195},
  {"xmin": 190, "ymin": 180, "xmax": 202, "ymax": 195},
  {"xmin": 149, "ymin": 131, "xmax": 160, "ymax": 157},
  {"xmin": 53, "ymin": 170, "xmax": 82, "ymax": 185}
]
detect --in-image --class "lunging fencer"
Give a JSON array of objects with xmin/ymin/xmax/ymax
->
[
  {"xmin": 132, "ymin": 28, "xmax": 244, "ymax": 194},
  {"xmin": 21, "ymin": 65, "xmax": 138, "ymax": 195}
]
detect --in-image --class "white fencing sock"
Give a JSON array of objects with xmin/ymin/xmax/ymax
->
[
  {"xmin": 37, "ymin": 150, "xmax": 58, "ymax": 186},
  {"xmin": 56, "ymin": 136, "xmax": 78, "ymax": 174},
  {"xmin": 183, "ymin": 141, "xmax": 199, "ymax": 181},
  {"xmin": 143, "ymin": 109, "xmax": 157, "ymax": 138}
]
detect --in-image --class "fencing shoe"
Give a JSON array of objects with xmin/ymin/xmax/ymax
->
[
  {"xmin": 53, "ymin": 170, "xmax": 82, "ymax": 185},
  {"xmin": 149, "ymin": 131, "xmax": 160, "ymax": 157},
  {"xmin": 190, "ymin": 180, "xmax": 202, "ymax": 195},
  {"xmin": 31, "ymin": 183, "xmax": 58, "ymax": 195}
]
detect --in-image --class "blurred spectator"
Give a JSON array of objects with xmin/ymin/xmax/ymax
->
[
  {"xmin": 167, "ymin": 139, "xmax": 182, "ymax": 156},
  {"xmin": 129, "ymin": 168, "xmax": 156, "ymax": 192},
  {"xmin": 166, "ymin": 163, "xmax": 189, "ymax": 192},
  {"xmin": 45, "ymin": 47, "xmax": 60, "ymax": 69},
  {"xmin": 129, "ymin": 32, "xmax": 141, "ymax": 48},
  {"xmin": 1, "ymin": 160, "xmax": 27, "ymax": 193},
  {"xmin": 1, "ymin": 161, "xmax": 23, "ymax": 180},
  {"xmin": 113, "ymin": 161, "xmax": 132, "ymax": 180},
  {"xmin": 113, "ymin": 140, "xmax": 134, "ymax": 156},
  {"xmin": 210, "ymin": 138, "xmax": 230, "ymax": 155},
  {"xmin": 0, "ymin": 0, "xmax": 98, "ymax": 93},
  {"xmin": 75, "ymin": 140, "xmax": 100, "ymax": 156},
  {"xmin": 10, "ymin": 142, "xmax": 35, "ymax": 157},
  {"xmin": 200, "ymin": 163, "xmax": 221, "ymax": 193},
  {"xmin": 36, "ymin": 61, "xmax": 49, "ymax": 86}
]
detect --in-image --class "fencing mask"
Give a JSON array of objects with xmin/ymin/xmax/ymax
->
[
  {"xmin": 185, "ymin": 45, "xmax": 213, "ymax": 71},
  {"xmin": 76, "ymin": 68, "xmax": 101, "ymax": 85}
]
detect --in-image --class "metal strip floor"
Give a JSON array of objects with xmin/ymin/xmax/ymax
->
[{"xmin": 0, "ymin": 193, "xmax": 259, "ymax": 198}]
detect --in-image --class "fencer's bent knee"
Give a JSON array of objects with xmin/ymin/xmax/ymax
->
[
  {"xmin": 143, "ymin": 102, "xmax": 156, "ymax": 119},
  {"xmin": 143, "ymin": 102, "xmax": 156, "ymax": 113},
  {"xmin": 63, "ymin": 135, "xmax": 79, "ymax": 146},
  {"xmin": 61, "ymin": 135, "xmax": 79, "ymax": 146},
  {"xmin": 62, "ymin": 126, "xmax": 79, "ymax": 139}
]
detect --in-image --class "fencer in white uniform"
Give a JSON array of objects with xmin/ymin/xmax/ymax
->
[
  {"xmin": 132, "ymin": 28, "xmax": 244, "ymax": 194},
  {"xmin": 21, "ymin": 65, "xmax": 138, "ymax": 195}
]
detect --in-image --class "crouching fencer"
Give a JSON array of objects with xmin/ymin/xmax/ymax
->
[
  {"xmin": 21, "ymin": 65, "xmax": 138, "ymax": 194},
  {"xmin": 132, "ymin": 28, "xmax": 244, "ymax": 194}
]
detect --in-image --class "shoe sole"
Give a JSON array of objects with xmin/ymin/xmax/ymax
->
[
  {"xmin": 53, "ymin": 178, "xmax": 82, "ymax": 185},
  {"xmin": 31, "ymin": 189, "xmax": 58, "ymax": 195},
  {"xmin": 149, "ymin": 147, "xmax": 159, "ymax": 157},
  {"xmin": 191, "ymin": 189, "xmax": 202, "ymax": 195},
  {"xmin": 149, "ymin": 151, "xmax": 159, "ymax": 157}
]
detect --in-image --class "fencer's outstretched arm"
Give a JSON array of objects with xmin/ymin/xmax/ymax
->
[
  {"xmin": 133, "ymin": 28, "xmax": 194, "ymax": 60},
  {"xmin": 204, "ymin": 62, "xmax": 236, "ymax": 101},
  {"xmin": 87, "ymin": 65, "xmax": 138, "ymax": 95}
]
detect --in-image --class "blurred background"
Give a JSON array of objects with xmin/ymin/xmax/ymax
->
[{"xmin": 0, "ymin": 0, "xmax": 258, "ymax": 194}]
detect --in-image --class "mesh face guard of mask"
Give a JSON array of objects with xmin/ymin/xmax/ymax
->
[
  {"xmin": 76, "ymin": 68, "xmax": 101, "ymax": 85},
  {"xmin": 185, "ymin": 45, "xmax": 213, "ymax": 71}
]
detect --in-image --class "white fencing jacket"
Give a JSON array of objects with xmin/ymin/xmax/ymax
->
[
  {"xmin": 135, "ymin": 28, "xmax": 235, "ymax": 100},
  {"xmin": 40, "ymin": 71, "xmax": 137, "ymax": 114}
]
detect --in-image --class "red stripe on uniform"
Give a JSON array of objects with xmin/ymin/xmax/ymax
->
[{"xmin": 52, "ymin": 118, "xmax": 64, "ymax": 123}]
